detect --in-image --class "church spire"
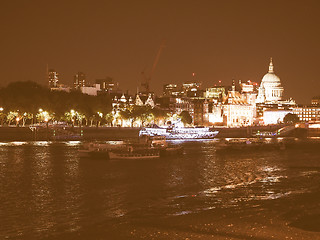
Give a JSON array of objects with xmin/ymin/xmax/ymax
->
[{"xmin": 268, "ymin": 57, "xmax": 274, "ymax": 73}]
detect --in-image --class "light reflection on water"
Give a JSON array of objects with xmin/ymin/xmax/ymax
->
[{"xmin": 0, "ymin": 140, "xmax": 319, "ymax": 239}]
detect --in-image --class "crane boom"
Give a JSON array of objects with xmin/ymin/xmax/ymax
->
[{"xmin": 141, "ymin": 40, "xmax": 166, "ymax": 94}]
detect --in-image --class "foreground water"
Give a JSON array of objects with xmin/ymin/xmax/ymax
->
[{"xmin": 0, "ymin": 139, "xmax": 320, "ymax": 239}]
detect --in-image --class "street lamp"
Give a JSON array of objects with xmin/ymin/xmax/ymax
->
[
  {"xmin": 16, "ymin": 117, "xmax": 20, "ymax": 127},
  {"xmin": 45, "ymin": 117, "xmax": 49, "ymax": 140}
]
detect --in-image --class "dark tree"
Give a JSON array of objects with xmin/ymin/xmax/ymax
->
[
  {"xmin": 179, "ymin": 110, "xmax": 192, "ymax": 125},
  {"xmin": 283, "ymin": 113, "xmax": 300, "ymax": 124}
]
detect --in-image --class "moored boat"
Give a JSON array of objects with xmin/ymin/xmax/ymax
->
[
  {"xmin": 215, "ymin": 138, "xmax": 285, "ymax": 153},
  {"xmin": 108, "ymin": 149, "xmax": 160, "ymax": 160},
  {"xmin": 78, "ymin": 141, "xmax": 125, "ymax": 158}
]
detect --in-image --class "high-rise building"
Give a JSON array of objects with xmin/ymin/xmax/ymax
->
[
  {"xmin": 95, "ymin": 77, "xmax": 116, "ymax": 93},
  {"xmin": 163, "ymin": 84, "xmax": 179, "ymax": 97},
  {"xmin": 74, "ymin": 72, "xmax": 86, "ymax": 89},
  {"xmin": 48, "ymin": 69, "xmax": 59, "ymax": 88}
]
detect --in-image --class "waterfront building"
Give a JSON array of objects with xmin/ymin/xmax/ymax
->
[
  {"xmin": 48, "ymin": 69, "xmax": 59, "ymax": 88},
  {"xmin": 263, "ymin": 110, "xmax": 291, "ymax": 125},
  {"xmin": 222, "ymin": 104, "xmax": 255, "ymax": 127},
  {"xmin": 222, "ymin": 87, "xmax": 255, "ymax": 127},
  {"xmin": 207, "ymin": 103, "xmax": 224, "ymax": 125},
  {"xmin": 74, "ymin": 72, "xmax": 86, "ymax": 89},
  {"xmin": 292, "ymin": 106, "xmax": 320, "ymax": 122}
]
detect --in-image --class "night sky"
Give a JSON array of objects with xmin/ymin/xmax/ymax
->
[{"xmin": 1, "ymin": 0, "xmax": 320, "ymax": 104}]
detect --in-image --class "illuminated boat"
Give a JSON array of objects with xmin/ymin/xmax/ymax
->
[{"xmin": 139, "ymin": 125, "xmax": 219, "ymax": 140}]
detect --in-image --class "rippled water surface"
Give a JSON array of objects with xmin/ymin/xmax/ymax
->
[{"xmin": 0, "ymin": 140, "xmax": 320, "ymax": 239}]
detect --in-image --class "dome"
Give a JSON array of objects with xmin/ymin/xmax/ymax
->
[
  {"xmin": 256, "ymin": 58, "xmax": 284, "ymax": 103},
  {"xmin": 261, "ymin": 72, "xmax": 281, "ymax": 84}
]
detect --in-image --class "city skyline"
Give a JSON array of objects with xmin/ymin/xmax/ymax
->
[{"xmin": 1, "ymin": 0, "xmax": 320, "ymax": 104}]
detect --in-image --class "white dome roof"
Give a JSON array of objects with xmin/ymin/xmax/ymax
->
[{"xmin": 261, "ymin": 72, "xmax": 281, "ymax": 84}]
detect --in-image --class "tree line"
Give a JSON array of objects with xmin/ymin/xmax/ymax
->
[{"xmin": 0, "ymin": 81, "xmax": 192, "ymax": 127}]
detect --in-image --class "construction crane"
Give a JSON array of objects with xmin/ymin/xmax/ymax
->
[{"xmin": 141, "ymin": 40, "xmax": 166, "ymax": 94}]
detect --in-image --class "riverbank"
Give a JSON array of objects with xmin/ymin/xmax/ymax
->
[{"xmin": 0, "ymin": 125, "xmax": 317, "ymax": 141}]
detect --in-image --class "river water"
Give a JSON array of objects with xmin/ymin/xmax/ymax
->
[{"xmin": 0, "ymin": 139, "xmax": 320, "ymax": 239}]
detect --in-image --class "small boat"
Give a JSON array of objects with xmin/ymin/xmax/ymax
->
[
  {"xmin": 108, "ymin": 149, "xmax": 160, "ymax": 160},
  {"xmin": 78, "ymin": 141, "xmax": 125, "ymax": 158},
  {"xmin": 148, "ymin": 136, "xmax": 184, "ymax": 156},
  {"xmin": 215, "ymin": 138, "xmax": 284, "ymax": 153}
]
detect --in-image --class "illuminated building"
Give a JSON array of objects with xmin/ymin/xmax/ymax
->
[
  {"xmin": 50, "ymin": 84, "xmax": 70, "ymax": 92},
  {"xmin": 311, "ymin": 96, "xmax": 320, "ymax": 106},
  {"xmin": 255, "ymin": 58, "xmax": 296, "ymax": 121},
  {"xmin": 256, "ymin": 58, "xmax": 284, "ymax": 104},
  {"xmin": 74, "ymin": 72, "xmax": 86, "ymax": 89},
  {"xmin": 222, "ymin": 87, "xmax": 255, "ymax": 127},
  {"xmin": 163, "ymin": 84, "xmax": 179, "ymax": 97},
  {"xmin": 206, "ymin": 83, "xmax": 255, "ymax": 127},
  {"xmin": 207, "ymin": 104, "xmax": 224, "ymax": 125},
  {"xmin": 95, "ymin": 77, "xmax": 116, "ymax": 93},
  {"xmin": 292, "ymin": 106, "xmax": 320, "ymax": 122},
  {"xmin": 48, "ymin": 69, "xmax": 59, "ymax": 88},
  {"xmin": 81, "ymin": 84, "xmax": 100, "ymax": 96},
  {"xmin": 222, "ymin": 104, "xmax": 255, "ymax": 127},
  {"xmin": 181, "ymin": 82, "xmax": 203, "ymax": 97},
  {"xmin": 145, "ymin": 94, "xmax": 155, "ymax": 108},
  {"xmin": 135, "ymin": 95, "xmax": 144, "ymax": 106},
  {"xmin": 263, "ymin": 110, "xmax": 291, "ymax": 125},
  {"xmin": 205, "ymin": 86, "xmax": 227, "ymax": 101}
]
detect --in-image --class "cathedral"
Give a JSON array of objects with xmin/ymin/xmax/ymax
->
[{"xmin": 256, "ymin": 58, "xmax": 284, "ymax": 104}]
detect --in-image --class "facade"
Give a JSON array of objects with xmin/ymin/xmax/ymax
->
[
  {"xmin": 193, "ymin": 99, "xmax": 208, "ymax": 126},
  {"xmin": 81, "ymin": 84, "xmax": 100, "ymax": 96},
  {"xmin": 292, "ymin": 106, "xmax": 320, "ymax": 122},
  {"xmin": 263, "ymin": 110, "xmax": 291, "ymax": 125},
  {"xmin": 222, "ymin": 104, "xmax": 255, "ymax": 127},
  {"xmin": 48, "ymin": 69, "xmax": 59, "ymax": 88},
  {"xmin": 205, "ymin": 86, "xmax": 227, "ymax": 101},
  {"xmin": 74, "ymin": 72, "xmax": 86, "ymax": 89}
]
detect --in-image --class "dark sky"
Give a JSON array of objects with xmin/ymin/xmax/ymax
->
[{"xmin": 1, "ymin": 0, "xmax": 320, "ymax": 104}]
